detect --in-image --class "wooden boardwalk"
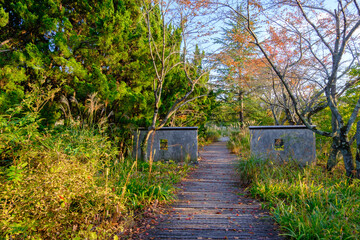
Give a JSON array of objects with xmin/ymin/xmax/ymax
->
[{"xmin": 142, "ymin": 141, "xmax": 283, "ymax": 240}]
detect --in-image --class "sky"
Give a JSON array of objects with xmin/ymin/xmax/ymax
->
[
  {"xmin": 188, "ymin": 0, "xmax": 340, "ymax": 55},
  {"xmin": 183, "ymin": 0, "xmax": 357, "ymax": 83}
]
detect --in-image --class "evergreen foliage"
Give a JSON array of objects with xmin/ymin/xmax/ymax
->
[
  {"xmin": 0, "ymin": 1, "xmax": 210, "ymax": 238},
  {"xmin": 0, "ymin": 0, "xmax": 212, "ymax": 138}
]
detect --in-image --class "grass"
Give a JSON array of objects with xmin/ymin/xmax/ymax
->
[
  {"xmin": 197, "ymin": 123, "xmax": 223, "ymax": 146},
  {"xmin": 226, "ymin": 122, "xmax": 251, "ymax": 156},
  {"xmin": 0, "ymin": 127, "xmax": 191, "ymax": 239},
  {"xmin": 238, "ymin": 157, "xmax": 360, "ymax": 239},
  {"xmin": 0, "ymin": 95, "xmax": 191, "ymax": 239},
  {"xmin": 233, "ymin": 128, "xmax": 360, "ymax": 239},
  {"xmin": 0, "ymin": 125, "xmax": 191, "ymax": 239}
]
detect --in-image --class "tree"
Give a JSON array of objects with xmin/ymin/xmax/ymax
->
[
  {"xmin": 214, "ymin": 5, "xmax": 270, "ymax": 126},
  {"xmin": 163, "ymin": 45, "xmax": 212, "ymax": 128},
  {"xmin": 218, "ymin": 0, "xmax": 360, "ymax": 177},
  {"xmin": 0, "ymin": 0, "xmax": 160, "ymax": 135},
  {"xmin": 213, "ymin": 3, "xmax": 322, "ymax": 127},
  {"xmin": 140, "ymin": 0, "xmax": 210, "ymax": 160},
  {"xmin": 0, "ymin": 1, "xmax": 144, "ymax": 113}
]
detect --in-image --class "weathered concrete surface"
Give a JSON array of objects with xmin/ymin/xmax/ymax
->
[
  {"xmin": 141, "ymin": 141, "xmax": 283, "ymax": 239},
  {"xmin": 249, "ymin": 125, "xmax": 316, "ymax": 166},
  {"xmin": 134, "ymin": 127, "xmax": 198, "ymax": 163}
]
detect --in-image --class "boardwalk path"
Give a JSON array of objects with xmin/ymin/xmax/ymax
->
[{"xmin": 143, "ymin": 141, "xmax": 283, "ymax": 240}]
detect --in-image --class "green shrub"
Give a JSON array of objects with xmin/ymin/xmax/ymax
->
[
  {"xmin": 0, "ymin": 88, "xmax": 192, "ymax": 239},
  {"xmin": 237, "ymin": 156, "xmax": 360, "ymax": 239},
  {"xmin": 199, "ymin": 124, "xmax": 222, "ymax": 145},
  {"xmin": 0, "ymin": 113, "xmax": 190, "ymax": 239},
  {"xmin": 227, "ymin": 123, "xmax": 251, "ymax": 156},
  {"xmin": 0, "ymin": 123, "xmax": 123, "ymax": 239}
]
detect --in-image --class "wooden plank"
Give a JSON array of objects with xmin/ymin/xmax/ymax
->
[
  {"xmin": 146, "ymin": 229, "xmax": 282, "ymax": 239},
  {"xmin": 173, "ymin": 204, "xmax": 261, "ymax": 209},
  {"xmin": 140, "ymin": 141, "xmax": 283, "ymax": 240}
]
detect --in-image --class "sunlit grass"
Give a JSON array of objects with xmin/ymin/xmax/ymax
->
[
  {"xmin": 237, "ymin": 155, "xmax": 360, "ymax": 239},
  {"xmin": 199, "ymin": 123, "xmax": 223, "ymax": 145},
  {"xmin": 226, "ymin": 123, "xmax": 360, "ymax": 239},
  {"xmin": 0, "ymin": 126, "xmax": 191, "ymax": 239},
  {"xmin": 226, "ymin": 122, "xmax": 252, "ymax": 156}
]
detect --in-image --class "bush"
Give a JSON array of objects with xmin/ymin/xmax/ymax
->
[
  {"xmin": 226, "ymin": 123, "xmax": 251, "ymax": 156},
  {"xmin": 199, "ymin": 124, "xmax": 222, "ymax": 145},
  {"xmin": 0, "ymin": 101, "xmax": 191, "ymax": 239},
  {"xmin": 237, "ymin": 156, "xmax": 360, "ymax": 239},
  {"xmin": 0, "ymin": 120, "xmax": 123, "ymax": 239}
]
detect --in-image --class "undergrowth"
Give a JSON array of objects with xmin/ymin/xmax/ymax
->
[
  {"xmin": 226, "ymin": 122, "xmax": 251, "ymax": 156},
  {"xmin": 233, "ymin": 125, "xmax": 360, "ymax": 239},
  {"xmin": 199, "ymin": 123, "xmax": 222, "ymax": 145},
  {"xmin": 238, "ymin": 157, "xmax": 360, "ymax": 239},
  {"xmin": 0, "ymin": 90, "xmax": 191, "ymax": 239},
  {"xmin": 228, "ymin": 122, "xmax": 360, "ymax": 240}
]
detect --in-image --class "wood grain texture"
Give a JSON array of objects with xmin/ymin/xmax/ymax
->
[{"xmin": 141, "ymin": 141, "xmax": 284, "ymax": 240}]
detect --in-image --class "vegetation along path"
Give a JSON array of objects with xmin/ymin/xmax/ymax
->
[{"xmin": 142, "ymin": 140, "xmax": 283, "ymax": 239}]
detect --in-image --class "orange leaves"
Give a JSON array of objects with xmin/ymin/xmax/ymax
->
[
  {"xmin": 176, "ymin": 0, "xmax": 210, "ymax": 9},
  {"xmin": 248, "ymin": 0, "xmax": 263, "ymax": 10},
  {"xmin": 264, "ymin": 24, "xmax": 303, "ymax": 66}
]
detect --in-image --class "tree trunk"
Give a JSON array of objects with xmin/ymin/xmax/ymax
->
[
  {"xmin": 284, "ymin": 108, "xmax": 295, "ymax": 125},
  {"xmin": 269, "ymin": 105, "xmax": 280, "ymax": 125},
  {"xmin": 356, "ymin": 121, "xmax": 360, "ymax": 178},
  {"xmin": 141, "ymin": 129, "xmax": 154, "ymax": 161},
  {"xmin": 239, "ymin": 91, "xmax": 244, "ymax": 128},
  {"xmin": 339, "ymin": 143, "xmax": 355, "ymax": 178},
  {"xmin": 338, "ymin": 133, "xmax": 356, "ymax": 178},
  {"xmin": 327, "ymin": 110, "xmax": 339, "ymax": 170},
  {"xmin": 326, "ymin": 138, "xmax": 340, "ymax": 171}
]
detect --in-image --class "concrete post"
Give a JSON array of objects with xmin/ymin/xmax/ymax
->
[
  {"xmin": 249, "ymin": 125, "xmax": 316, "ymax": 166},
  {"xmin": 133, "ymin": 127, "xmax": 198, "ymax": 163}
]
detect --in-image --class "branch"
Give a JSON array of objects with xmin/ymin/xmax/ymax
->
[
  {"xmin": 295, "ymin": 0, "xmax": 334, "ymax": 55},
  {"xmin": 324, "ymin": 83, "xmax": 345, "ymax": 129},
  {"xmin": 158, "ymin": 94, "xmax": 207, "ymax": 128},
  {"xmin": 345, "ymin": 96, "xmax": 360, "ymax": 134},
  {"xmin": 355, "ymin": 0, "xmax": 360, "ymax": 15},
  {"xmin": 0, "ymin": 39, "xmax": 12, "ymax": 48},
  {"xmin": 337, "ymin": 77, "xmax": 360, "ymax": 97},
  {"xmin": 142, "ymin": 1, "xmax": 162, "ymax": 84},
  {"xmin": 301, "ymin": 36, "xmax": 330, "ymax": 78}
]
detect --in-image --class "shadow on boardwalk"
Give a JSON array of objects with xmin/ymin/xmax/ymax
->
[{"xmin": 141, "ymin": 141, "xmax": 284, "ymax": 240}]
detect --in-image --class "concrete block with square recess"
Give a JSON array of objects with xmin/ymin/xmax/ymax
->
[
  {"xmin": 133, "ymin": 127, "xmax": 198, "ymax": 163},
  {"xmin": 249, "ymin": 125, "xmax": 316, "ymax": 166}
]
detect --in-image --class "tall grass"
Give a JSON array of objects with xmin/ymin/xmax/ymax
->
[
  {"xmin": 0, "ymin": 126, "xmax": 190, "ymax": 239},
  {"xmin": 238, "ymin": 157, "xmax": 360, "ymax": 239},
  {"xmin": 0, "ymin": 91, "xmax": 191, "ymax": 239},
  {"xmin": 199, "ymin": 123, "xmax": 223, "ymax": 145},
  {"xmin": 233, "ymin": 126, "xmax": 360, "ymax": 239},
  {"xmin": 226, "ymin": 122, "xmax": 252, "ymax": 156}
]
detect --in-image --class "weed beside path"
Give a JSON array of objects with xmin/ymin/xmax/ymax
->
[
  {"xmin": 238, "ymin": 156, "xmax": 360, "ymax": 239},
  {"xmin": 0, "ymin": 125, "xmax": 191, "ymax": 239}
]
